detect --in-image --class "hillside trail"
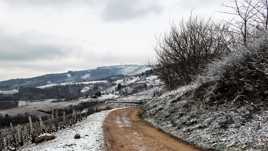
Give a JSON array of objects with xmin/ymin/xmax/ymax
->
[{"xmin": 103, "ymin": 107, "xmax": 204, "ymax": 151}]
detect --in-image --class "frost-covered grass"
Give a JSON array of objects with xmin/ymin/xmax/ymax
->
[
  {"xmin": 20, "ymin": 110, "xmax": 111, "ymax": 151},
  {"xmin": 143, "ymin": 44, "xmax": 268, "ymax": 151},
  {"xmin": 144, "ymin": 92, "xmax": 268, "ymax": 151},
  {"xmin": 158, "ymin": 83, "xmax": 198, "ymax": 100}
]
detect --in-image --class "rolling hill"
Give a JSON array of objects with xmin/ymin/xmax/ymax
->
[{"xmin": 0, "ymin": 65, "xmax": 151, "ymax": 91}]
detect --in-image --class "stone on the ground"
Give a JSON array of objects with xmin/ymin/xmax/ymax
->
[
  {"xmin": 34, "ymin": 133, "xmax": 56, "ymax": 144},
  {"xmin": 74, "ymin": 134, "xmax": 81, "ymax": 139}
]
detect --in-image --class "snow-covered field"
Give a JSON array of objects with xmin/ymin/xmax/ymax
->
[
  {"xmin": 0, "ymin": 89, "xmax": 18, "ymax": 95},
  {"xmin": 0, "ymin": 98, "xmax": 95, "ymax": 117},
  {"xmin": 20, "ymin": 110, "xmax": 111, "ymax": 151},
  {"xmin": 37, "ymin": 80, "xmax": 108, "ymax": 89}
]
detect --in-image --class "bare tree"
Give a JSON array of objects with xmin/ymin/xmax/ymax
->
[
  {"xmin": 262, "ymin": 0, "xmax": 268, "ymax": 29},
  {"xmin": 224, "ymin": 0, "xmax": 258, "ymax": 45},
  {"xmin": 249, "ymin": 0, "xmax": 268, "ymax": 29},
  {"xmin": 155, "ymin": 17, "xmax": 232, "ymax": 89},
  {"xmin": 224, "ymin": 0, "xmax": 268, "ymax": 45}
]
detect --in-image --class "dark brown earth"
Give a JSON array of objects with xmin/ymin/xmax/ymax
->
[{"xmin": 103, "ymin": 107, "xmax": 203, "ymax": 151}]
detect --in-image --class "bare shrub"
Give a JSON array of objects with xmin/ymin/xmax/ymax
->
[
  {"xmin": 155, "ymin": 17, "xmax": 233, "ymax": 89},
  {"xmin": 195, "ymin": 34, "xmax": 268, "ymax": 106}
]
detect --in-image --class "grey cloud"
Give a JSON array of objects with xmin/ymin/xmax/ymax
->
[
  {"xmin": 4, "ymin": 0, "xmax": 163, "ymax": 22},
  {"xmin": 4, "ymin": 0, "xmax": 94, "ymax": 6},
  {"xmin": 0, "ymin": 32, "xmax": 67, "ymax": 61},
  {"xmin": 101, "ymin": 0, "xmax": 162, "ymax": 21},
  {"xmin": 179, "ymin": 0, "xmax": 223, "ymax": 9}
]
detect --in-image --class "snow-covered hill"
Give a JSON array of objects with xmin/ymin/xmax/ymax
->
[{"xmin": 0, "ymin": 65, "xmax": 151, "ymax": 91}]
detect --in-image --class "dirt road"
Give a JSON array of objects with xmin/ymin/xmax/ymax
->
[{"xmin": 103, "ymin": 108, "xmax": 203, "ymax": 151}]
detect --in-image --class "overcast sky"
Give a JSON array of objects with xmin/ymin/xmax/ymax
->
[{"xmin": 0, "ymin": 0, "xmax": 226, "ymax": 80}]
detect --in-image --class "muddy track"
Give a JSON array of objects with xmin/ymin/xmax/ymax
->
[{"xmin": 103, "ymin": 107, "xmax": 204, "ymax": 151}]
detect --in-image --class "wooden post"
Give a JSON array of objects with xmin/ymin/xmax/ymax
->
[
  {"xmin": 10, "ymin": 122, "xmax": 17, "ymax": 146},
  {"xmin": 39, "ymin": 116, "xmax": 45, "ymax": 132},
  {"xmin": 55, "ymin": 110, "xmax": 59, "ymax": 130},
  {"xmin": 51, "ymin": 109, "xmax": 56, "ymax": 131},
  {"xmin": 28, "ymin": 116, "xmax": 33, "ymax": 138},
  {"xmin": 0, "ymin": 131, "xmax": 2, "ymax": 150},
  {"xmin": 16, "ymin": 125, "xmax": 23, "ymax": 146},
  {"xmin": 72, "ymin": 110, "xmax": 76, "ymax": 124},
  {"xmin": 55, "ymin": 110, "xmax": 58, "ymax": 119},
  {"xmin": 74, "ymin": 110, "xmax": 77, "ymax": 123},
  {"xmin": 51, "ymin": 109, "xmax": 54, "ymax": 120},
  {"xmin": 10, "ymin": 122, "xmax": 14, "ymax": 129},
  {"xmin": 77, "ymin": 111, "xmax": 80, "ymax": 121},
  {"xmin": 63, "ymin": 111, "xmax": 66, "ymax": 123},
  {"xmin": 22, "ymin": 126, "xmax": 28, "ymax": 143},
  {"xmin": 3, "ymin": 137, "xmax": 7, "ymax": 150}
]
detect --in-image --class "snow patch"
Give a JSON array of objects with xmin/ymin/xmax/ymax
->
[
  {"xmin": 81, "ymin": 86, "xmax": 91, "ymax": 93},
  {"xmin": 0, "ymin": 89, "xmax": 18, "ymax": 95},
  {"xmin": 66, "ymin": 74, "xmax": 72, "ymax": 78},
  {"xmin": 119, "ymin": 66, "xmax": 151, "ymax": 76},
  {"xmin": 37, "ymin": 81, "xmax": 108, "ymax": 89},
  {"xmin": 98, "ymin": 94, "xmax": 119, "ymax": 100},
  {"xmin": 81, "ymin": 74, "xmax": 91, "ymax": 80}
]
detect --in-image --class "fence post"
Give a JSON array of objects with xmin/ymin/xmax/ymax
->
[
  {"xmin": 72, "ymin": 110, "xmax": 77, "ymax": 124},
  {"xmin": 21, "ymin": 126, "xmax": 27, "ymax": 143},
  {"xmin": 63, "ymin": 111, "xmax": 66, "ymax": 123},
  {"xmin": 55, "ymin": 110, "xmax": 58, "ymax": 119},
  {"xmin": 24, "ymin": 125, "xmax": 30, "ymax": 143},
  {"xmin": 28, "ymin": 116, "xmax": 33, "ymax": 141},
  {"xmin": 78, "ymin": 111, "xmax": 82, "ymax": 121},
  {"xmin": 3, "ymin": 137, "xmax": 7, "ymax": 150},
  {"xmin": 10, "ymin": 122, "xmax": 13, "ymax": 129},
  {"xmin": 55, "ymin": 110, "xmax": 59, "ymax": 130},
  {"xmin": 17, "ymin": 125, "xmax": 23, "ymax": 146},
  {"xmin": 16, "ymin": 125, "xmax": 23, "ymax": 146},
  {"xmin": 77, "ymin": 111, "xmax": 80, "ymax": 121},
  {"xmin": 51, "ymin": 109, "xmax": 54, "ymax": 120},
  {"xmin": 10, "ymin": 122, "xmax": 16, "ymax": 147},
  {"xmin": 0, "ymin": 131, "xmax": 2, "ymax": 150},
  {"xmin": 74, "ymin": 110, "xmax": 77, "ymax": 123},
  {"xmin": 39, "ymin": 116, "xmax": 45, "ymax": 132},
  {"xmin": 51, "ymin": 109, "xmax": 56, "ymax": 131}
]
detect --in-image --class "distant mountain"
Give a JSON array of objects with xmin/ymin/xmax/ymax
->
[{"xmin": 0, "ymin": 65, "xmax": 151, "ymax": 90}]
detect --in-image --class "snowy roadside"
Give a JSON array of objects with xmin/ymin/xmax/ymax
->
[{"xmin": 20, "ymin": 110, "xmax": 111, "ymax": 151}]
